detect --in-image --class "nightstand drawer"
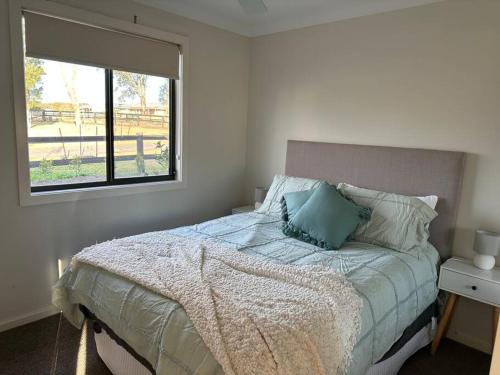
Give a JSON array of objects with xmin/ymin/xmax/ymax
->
[{"xmin": 440, "ymin": 268, "xmax": 500, "ymax": 306}]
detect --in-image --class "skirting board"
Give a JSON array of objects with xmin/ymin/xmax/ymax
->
[{"xmin": 0, "ymin": 305, "xmax": 60, "ymax": 333}]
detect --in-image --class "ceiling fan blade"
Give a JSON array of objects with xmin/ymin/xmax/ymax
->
[{"xmin": 238, "ymin": 0, "xmax": 267, "ymax": 15}]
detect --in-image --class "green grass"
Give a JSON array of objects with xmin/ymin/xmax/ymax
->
[{"xmin": 31, "ymin": 159, "xmax": 167, "ymax": 184}]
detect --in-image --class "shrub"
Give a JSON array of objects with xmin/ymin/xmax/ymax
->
[
  {"xmin": 39, "ymin": 158, "xmax": 53, "ymax": 178},
  {"xmin": 155, "ymin": 141, "xmax": 169, "ymax": 168},
  {"xmin": 70, "ymin": 156, "xmax": 82, "ymax": 176}
]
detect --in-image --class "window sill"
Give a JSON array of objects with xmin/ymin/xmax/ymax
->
[{"xmin": 20, "ymin": 179, "xmax": 186, "ymax": 206}]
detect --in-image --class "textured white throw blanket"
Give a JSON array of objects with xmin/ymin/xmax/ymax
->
[{"xmin": 72, "ymin": 232, "xmax": 362, "ymax": 375}]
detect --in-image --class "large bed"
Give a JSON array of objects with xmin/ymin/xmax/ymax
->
[{"xmin": 54, "ymin": 141, "xmax": 465, "ymax": 374}]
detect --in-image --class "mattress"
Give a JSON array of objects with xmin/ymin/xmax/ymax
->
[{"xmin": 53, "ymin": 212, "xmax": 440, "ymax": 375}]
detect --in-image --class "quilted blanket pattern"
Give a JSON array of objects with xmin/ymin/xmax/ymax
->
[{"xmin": 53, "ymin": 212, "xmax": 439, "ymax": 375}]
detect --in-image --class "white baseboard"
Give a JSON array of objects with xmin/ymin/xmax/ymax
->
[
  {"xmin": 0, "ymin": 305, "xmax": 60, "ymax": 333},
  {"xmin": 447, "ymin": 329, "xmax": 492, "ymax": 354}
]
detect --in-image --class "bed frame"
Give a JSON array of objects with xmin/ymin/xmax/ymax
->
[
  {"xmin": 93, "ymin": 141, "xmax": 467, "ymax": 374},
  {"xmin": 285, "ymin": 140, "xmax": 466, "ymax": 259}
]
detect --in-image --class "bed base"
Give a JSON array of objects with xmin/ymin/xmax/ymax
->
[
  {"xmin": 94, "ymin": 317, "xmax": 436, "ymax": 375},
  {"xmin": 95, "ymin": 328, "xmax": 151, "ymax": 375},
  {"xmin": 366, "ymin": 317, "xmax": 436, "ymax": 375}
]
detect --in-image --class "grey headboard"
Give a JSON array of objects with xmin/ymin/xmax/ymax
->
[{"xmin": 285, "ymin": 140, "xmax": 465, "ymax": 259}]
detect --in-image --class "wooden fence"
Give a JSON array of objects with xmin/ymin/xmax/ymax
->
[
  {"xmin": 29, "ymin": 110, "xmax": 168, "ymax": 126},
  {"xmin": 28, "ymin": 134, "xmax": 167, "ymax": 168}
]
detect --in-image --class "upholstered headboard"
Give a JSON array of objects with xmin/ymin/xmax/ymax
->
[{"xmin": 285, "ymin": 140, "xmax": 465, "ymax": 259}]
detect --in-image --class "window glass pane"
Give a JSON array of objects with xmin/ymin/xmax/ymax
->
[
  {"xmin": 112, "ymin": 71, "xmax": 170, "ymax": 178},
  {"xmin": 24, "ymin": 58, "xmax": 107, "ymax": 187}
]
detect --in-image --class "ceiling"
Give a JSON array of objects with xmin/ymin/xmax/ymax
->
[{"xmin": 132, "ymin": 0, "xmax": 442, "ymax": 37}]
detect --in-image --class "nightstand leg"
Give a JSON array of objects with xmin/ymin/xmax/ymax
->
[
  {"xmin": 491, "ymin": 309, "xmax": 500, "ymax": 375},
  {"xmin": 494, "ymin": 307, "xmax": 500, "ymax": 349},
  {"xmin": 431, "ymin": 293, "xmax": 458, "ymax": 355}
]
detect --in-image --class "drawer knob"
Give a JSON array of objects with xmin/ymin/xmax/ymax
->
[{"xmin": 471, "ymin": 286, "xmax": 477, "ymax": 291}]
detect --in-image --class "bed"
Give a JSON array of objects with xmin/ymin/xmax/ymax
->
[{"xmin": 53, "ymin": 141, "xmax": 465, "ymax": 374}]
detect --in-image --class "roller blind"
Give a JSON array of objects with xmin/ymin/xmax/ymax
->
[{"xmin": 24, "ymin": 11, "xmax": 180, "ymax": 79}]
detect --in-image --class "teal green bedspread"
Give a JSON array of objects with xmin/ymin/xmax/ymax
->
[{"xmin": 53, "ymin": 212, "xmax": 439, "ymax": 375}]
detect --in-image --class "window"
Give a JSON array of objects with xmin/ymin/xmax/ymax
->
[
  {"xmin": 9, "ymin": 4, "xmax": 188, "ymax": 205},
  {"xmin": 25, "ymin": 58, "xmax": 176, "ymax": 192},
  {"xmin": 112, "ymin": 70, "xmax": 175, "ymax": 180},
  {"xmin": 27, "ymin": 59, "xmax": 108, "ymax": 188},
  {"xmin": 23, "ymin": 12, "xmax": 178, "ymax": 192}
]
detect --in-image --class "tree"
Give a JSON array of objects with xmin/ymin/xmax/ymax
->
[
  {"xmin": 159, "ymin": 82, "xmax": 169, "ymax": 106},
  {"xmin": 61, "ymin": 64, "xmax": 82, "ymax": 128},
  {"xmin": 24, "ymin": 57, "xmax": 45, "ymax": 110},
  {"xmin": 158, "ymin": 81, "xmax": 170, "ymax": 127},
  {"xmin": 115, "ymin": 72, "xmax": 148, "ymax": 114}
]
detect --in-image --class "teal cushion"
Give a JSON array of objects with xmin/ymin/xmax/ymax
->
[
  {"xmin": 283, "ymin": 182, "xmax": 371, "ymax": 250},
  {"xmin": 280, "ymin": 187, "xmax": 317, "ymax": 222}
]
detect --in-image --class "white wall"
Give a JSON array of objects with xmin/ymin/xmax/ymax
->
[
  {"xmin": 245, "ymin": 0, "xmax": 500, "ymax": 353},
  {"xmin": 0, "ymin": 0, "xmax": 249, "ymax": 329}
]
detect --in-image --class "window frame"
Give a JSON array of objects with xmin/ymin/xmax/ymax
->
[
  {"xmin": 30, "ymin": 70, "xmax": 177, "ymax": 193},
  {"xmin": 9, "ymin": 0, "xmax": 188, "ymax": 206}
]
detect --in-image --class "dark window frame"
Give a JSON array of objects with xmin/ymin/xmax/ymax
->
[{"xmin": 31, "ymin": 68, "xmax": 176, "ymax": 193}]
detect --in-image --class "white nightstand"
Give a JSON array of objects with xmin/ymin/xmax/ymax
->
[
  {"xmin": 431, "ymin": 257, "xmax": 500, "ymax": 361},
  {"xmin": 231, "ymin": 205, "xmax": 255, "ymax": 214}
]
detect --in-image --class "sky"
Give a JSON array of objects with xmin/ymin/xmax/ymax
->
[{"xmin": 40, "ymin": 60, "xmax": 166, "ymax": 111}]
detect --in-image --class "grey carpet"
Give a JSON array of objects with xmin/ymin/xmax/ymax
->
[
  {"xmin": 0, "ymin": 314, "xmax": 110, "ymax": 375},
  {"xmin": 0, "ymin": 313, "xmax": 492, "ymax": 374}
]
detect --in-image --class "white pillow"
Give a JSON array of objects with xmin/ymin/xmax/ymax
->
[
  {"xmin": 337, "ymin": 183, "xmax": 438, "ymax": 253},
  {"xmin": 336, "ymin": 182, "xmax": 438, "ymax": 209},
  {"xmin": 417, "ymin": 195, "xmax": 438, "ymax": 209},
  {"xmin": 256, "ymin": 175, "xmax": 322, "ymax": 217}
]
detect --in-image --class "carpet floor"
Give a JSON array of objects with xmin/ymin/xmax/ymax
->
[{"xmin": 0, "ymin": 313, "xmax": 492, "ymax": 374}]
